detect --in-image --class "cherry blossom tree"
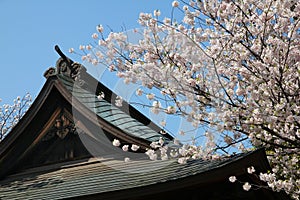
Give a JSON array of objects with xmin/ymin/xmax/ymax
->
[
  {"xmin": 0, "ymin": 93, "xmax": 32, "ymax": 141},
  {"xmin": 75, "ymin": 0, "xmax": 299, "ymax": 198}
]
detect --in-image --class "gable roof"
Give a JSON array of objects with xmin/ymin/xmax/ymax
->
[
  {"xmin": 58, "ymin": 74, "xmax": 171, "ymax": 143},
  {"xmin": 0, "ymin": 46, "xmax": 172, "ymax": 179}
]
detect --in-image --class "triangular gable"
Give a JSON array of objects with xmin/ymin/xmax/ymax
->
[
  {"xmin": 19, "ymin": 108, "xmax": 92, "ymax": 169},
  {"xmin": 0, "ymin": 46, "xmax": 172, "ymax": 179}
]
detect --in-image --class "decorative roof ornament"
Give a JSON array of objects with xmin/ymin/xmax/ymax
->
[
  {"xmin": 43, "ymin": 67, "xmax": 56, "ymax": 78},
  {"xmin": 44, "ymin": 45, "xmax": 87, "ymax": 84},
  {"xmin": 42, "ymin": 111, "xmax": 77, "ymax": 141}
]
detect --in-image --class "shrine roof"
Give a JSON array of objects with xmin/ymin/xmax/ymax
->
[
  {"xmin": 0, "ymin": 149, "xmax": 270, "ymax": 200},
  {"xmin": 57, "ymin": 73, "xmax": 171, "ymax": 143},
  {"xmin": 42, "ymin": 45, "xmax": 174, "ymax": 145},
  {"xmin": 0, "ymin": 46, "xmax": 173, "ymax": 180}
]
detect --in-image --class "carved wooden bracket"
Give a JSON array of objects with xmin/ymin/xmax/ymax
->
[
  {"xmin": 54, "ymin": 114, "xmax": 76, "ymax": 139},
  {"xmin": 42, "ymin": 112, "xmax": 76, "ymax": 141}
]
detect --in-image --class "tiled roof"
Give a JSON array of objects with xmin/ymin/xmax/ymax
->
[
  {"xmin": 58, "ymin": 74, "xmax": 171, "ymax": 143},
  {"xmin": 0, "ymin": 150, "xmax": 258, "ymax": 200}
]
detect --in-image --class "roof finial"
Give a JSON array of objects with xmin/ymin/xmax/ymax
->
[
  {"xmin": 54, "ymin": 45, "xmax": 73, "ymax": 65},
  {"xmin": 52, "ymin": 45, "xmax": 87, "ymax": 83}
]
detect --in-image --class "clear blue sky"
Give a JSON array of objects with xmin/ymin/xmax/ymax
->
[
  {"xmin": 0, "ymin": 0, "xmax": 206, "ymax": 144},
  {"xmin": 0, "ymin": 0, "xmax": 243, "ymax": 149},
  {"xmin": 0, "ymin": 0, "xmax": 174, "ymax": 103}
]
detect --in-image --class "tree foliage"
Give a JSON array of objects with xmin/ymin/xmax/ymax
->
[
  {"xmin": 0, "ymin": 94, "xmax": 32, "ymax": 141},
  {"xmin": 76, "ymin": 0, "xmax": 299, "ymax": 198}
]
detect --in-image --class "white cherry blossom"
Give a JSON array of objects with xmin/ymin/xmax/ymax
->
[
  {"xmin": 131, "ymin": 144, "xmax": 140, "ymax": 151},
  {"xmin": 243, "ymin": 182, "xmax": 251, "ymax": 191},
  {"xmin": 122, "ymin": 145, "xmax": 129, "ymax": 152},
  {"xmin": 112, "ymin": 139, "xmax": 121, "ymax": 147},
  {"xmin": 80, "ymin": 1, "xmax": 300, "ymax": 198},
  {"xmin": 229, "ymin": 176, "xmax": 237, "ymax": 183},
  {"xmin": 0, "ymin": 94, "xmax": 32, "ymax": 141}
]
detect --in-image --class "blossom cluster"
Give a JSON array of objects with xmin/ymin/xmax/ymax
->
[
  {"xmin": 0, "ymin": 93, "xmax": 32, "ymax": 141},
  {"xmin": 77, "ymin": 0, "xmax": 299, "ymax": 198},
  {"xmin": 112, "ymin": 139, "xmax": 140, "ymax": 151}
]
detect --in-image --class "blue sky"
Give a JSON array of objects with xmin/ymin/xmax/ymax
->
[
  {"xmin": 0, "ymin": 0, "xmax": 245, "ymax": 150},
  {"xmin": 0, "ymin": 0, "xmax": 200, "ymax": 144},
  {"xmin": 0, "ymin": 0, "xmax": 204, "ymax": 144},
  {"xmin": 0, "ymin": 0, "xmax": 174, "ymax": 103}
]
